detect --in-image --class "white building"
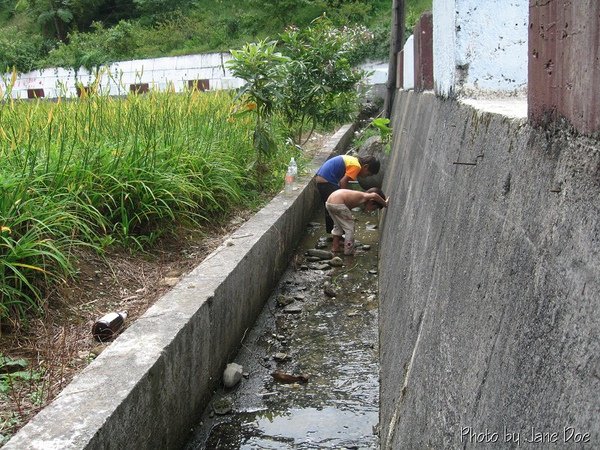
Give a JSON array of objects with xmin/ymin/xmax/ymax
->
[{"xmin": 2, "ymin": 53, "xmax": 244, "ymax": 99}]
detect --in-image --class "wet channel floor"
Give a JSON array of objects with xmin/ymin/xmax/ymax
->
[{"xmin": 185, "ymin": 208, "xmax": 382, "ymax": 449}]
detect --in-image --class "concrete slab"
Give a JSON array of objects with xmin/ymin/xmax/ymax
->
[{"xmin": 460, "ymin": 97, "xmax": 527, "ymax": 119}]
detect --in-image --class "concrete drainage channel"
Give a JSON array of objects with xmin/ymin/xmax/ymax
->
[
  {"xmin": 185, "ymin": 209, "xmax": 382, "ymax": 448},
  {"xmin": 3, "ymin": 125, "xmax": 357, "ymax": 450}
]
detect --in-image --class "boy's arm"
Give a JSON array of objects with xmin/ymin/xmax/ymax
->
[
  {"xmin": 339, "ymin": 175, "xmax": 352, "ymax": 189},
  {"xmin": 367, "ymin": 192, "xmax": 388, "ymax": 207}
]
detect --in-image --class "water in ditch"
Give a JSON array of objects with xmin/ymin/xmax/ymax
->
[{"xmin": 185, "ymin": 207, "xmax": 382, "ymax": 449}]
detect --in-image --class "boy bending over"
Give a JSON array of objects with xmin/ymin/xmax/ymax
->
[{"xmin": 325, "ymin": 187, "xmax": 388, "ymax": 255}]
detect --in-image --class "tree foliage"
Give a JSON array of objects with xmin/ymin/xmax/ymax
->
[
  {"xmin": 278, "ymin": 15, "xmax": 371, "ymax": 142},
  {"xmin": 0, "ymin": 27, "xmax": 49, "ymax": 72},
  {"xmin": 27, "ymin": 0, "xmax": 74, "ymax": 41},
  {"xmin": 23, "ymin": 0, "xmax": 193, "ymax": 43},
  {"xmin": 0, "ymin": 0, "xmax": 430, "ymax": 73},
  {"xmin": 43, "ymin": 20, "xmax": 137, "ymax": 70},
  {"xmin": 132, "ymin": 0, "xmax": 193, "ymax": 17},
  {"xmin": 228, "ymin": 40, "xmax": 290, "ymax": 167},
  {"xmin": 228, "ymin": 17, "xmax": 371, "ymax": 147}
]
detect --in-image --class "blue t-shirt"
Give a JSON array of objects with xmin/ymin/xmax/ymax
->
[{"xmin": 316, "ymin": 155, "xmax": 361, "ymax": 186}]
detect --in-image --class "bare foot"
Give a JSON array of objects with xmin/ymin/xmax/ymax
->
[{"xmin": 332, "ymin": 235, "xmax": 342, "ymax": 253}]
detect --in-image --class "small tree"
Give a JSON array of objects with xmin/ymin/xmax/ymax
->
[
  {"xmin": 279, "ymin": 15, "xmax": 371, "ymax": 143},
  {"xmin": 228, "ymin": 17, "xmax": 372, "ymax": 151},
  {"xmin": 227, "ymin": 40, "xmax": 290, "ymax": 172}
]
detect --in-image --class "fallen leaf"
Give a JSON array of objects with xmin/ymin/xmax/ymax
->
[{"xmin": 271, "ymin": 371, "xmax": 309, "ymax": 384}]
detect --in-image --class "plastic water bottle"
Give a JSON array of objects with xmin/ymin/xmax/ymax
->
[
  {"xmin": 285, "ymin": 166, "xmax": 294, "ymax": 194},
  {"xmin": 284, "ymin": 157, "xmax": 297, "ymax": 194},
  {"xmin": 289, "ymin": 157, "xmax": 297, "ymax": 179}
]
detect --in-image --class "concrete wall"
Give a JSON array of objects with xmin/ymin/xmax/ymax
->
[
  {"xmin": 433, "ymin": 0, "xmax": 528, "ymax": 98},
  {"xmin": 1, "ymin": 53, "xmax": 244, "ymax": 99},
  {"xmin": 3, "ymin": 126, "xmax": 356, "ymax": 450},
  {"xmin": 378, "ymin": 90, "xmax": 599, "ymax": 448}
]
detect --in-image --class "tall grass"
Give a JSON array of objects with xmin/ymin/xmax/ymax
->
[{"xmin": 0, "ymin": 85, "xmax": 295, "ymax": 325}]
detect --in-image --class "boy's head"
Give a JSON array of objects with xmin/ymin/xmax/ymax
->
[
  {"xmin": 358, "ymin": 156, "xmax": 381, "ymax": 177},
  {"xmin": 365, "ymin": 187, "xmax": 386, "ymax": 211}
]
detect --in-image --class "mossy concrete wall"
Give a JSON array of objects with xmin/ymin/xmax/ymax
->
[{"xmin": 378, "ymin": 90, "xmax": 599, "ymax": 448}]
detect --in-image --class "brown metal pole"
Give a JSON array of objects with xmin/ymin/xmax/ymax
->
[{"xmin": 383, "ymin": 0, "xmax": 405, "ymax": 119}]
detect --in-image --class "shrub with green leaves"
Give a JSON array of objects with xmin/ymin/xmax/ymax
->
[
  {"xmin": 0, "ymin": 28, "xmax": 46, "ymax": 73},
  {"xmin": 370, "ymin": 117, "xmax": 391, "ymax": 143},
  {"xmin": 43, "ymin": 20, "xmax": 139, "ymax": 71},
  {"xmin": 0, "ymin": 354, "xmax": 40, "ymax": 394},
  {"xmin": 278, "ymin": 16, "xmax": 369, "ymax": 143},
  {"xmin": 228, "ymin": 16, "xmax": 372, "ymax": 145},
  {"xmin": 228, "ymin": 40, "xmax": 290, "ymax": 167}
]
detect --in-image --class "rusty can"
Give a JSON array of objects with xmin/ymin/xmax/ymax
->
[{"xmin": 92, "ymin": 311, "xmax": 127, "ymax": 342}]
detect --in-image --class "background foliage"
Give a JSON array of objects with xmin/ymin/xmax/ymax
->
[{"xmin": 0, "ymin": 0, "xmax": 431, "ymax": 72}]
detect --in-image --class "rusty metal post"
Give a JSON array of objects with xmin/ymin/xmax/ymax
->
[
  {"xmin": 528, "ymin": 0, "xmax": 600, "ymax": 135},
  {"xmin": 414, "ymin": 12, "xmax": 434, "ymax": 92}
]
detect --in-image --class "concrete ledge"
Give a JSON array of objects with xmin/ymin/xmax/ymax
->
[{"xmin": 4, "ymin": 124, "xmax": 355, "ymax": 450}]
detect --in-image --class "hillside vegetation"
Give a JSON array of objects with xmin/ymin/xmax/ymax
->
[{"xmin": 0, "ymin": 0, "xmax": 431, "ymax": 73}]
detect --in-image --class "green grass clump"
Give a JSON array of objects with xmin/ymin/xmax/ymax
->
[{"xmin": 0, "ymin": 86, "xmax": 295, "ymax": 325}]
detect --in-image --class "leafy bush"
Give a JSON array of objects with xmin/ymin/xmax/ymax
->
[
  {"xmin": 228, "ymin": 17, "xmax": 371, "ymax": 145},
  {"xmin": 278, "ymin": 16, "xmax": 370, "ymax": 142},
  {"xmin": 327, "ymin": 0, "xmax": 372, "ymax": 23},
  {"xmin": 228, "ymin": 40, "xmax": 290, "ymax": 168},
  {"xmin": 132, "ymin": 0, "xmax": 194, "ymax": 19},
  {"xmin": 0, "ymin": 354, "xmax": 41, "ymax": 394},
  {"xmin": 125, "ymin": 18, "xmax": 184, "ymax": 57},
  {"xmin": 43, "ymin": 20, "xmax": 139, "ymax": 70},
  {"xmin": 0, "ymin": 29, "xmax": 46, "ymax": 72},
  {"xmin": 349, "ymin": 20, "xmax": 390, "ymax": 63}
]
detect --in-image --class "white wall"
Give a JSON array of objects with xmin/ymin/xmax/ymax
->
[
  {"xmin": 3, "ymin": 52, "xmax": 387, "ymax": 100},
  {"xmin": 432, "ymin": 0, "xmax": 456, "ymax": 95},
  {"xmin": 360, "ymin": 60, "xmax": 388, "ymax": 85},
  {"xmin": 403, "ymin": 34, "xmax": 415, "ymax": 90},
  {"xmin": 2, "ymin": 53, "xmax": 244, "ymax": 99},
  {"xmin": 433, "ymin": 0, "xmax": 528, "ymax": 98}
]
